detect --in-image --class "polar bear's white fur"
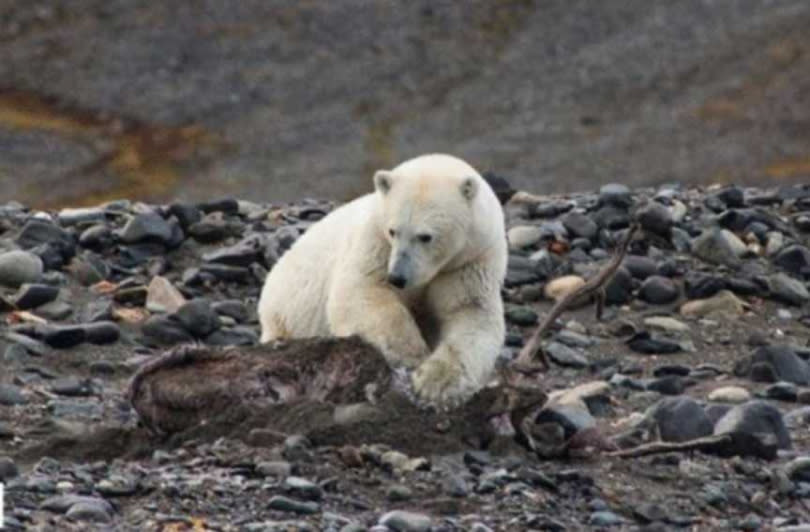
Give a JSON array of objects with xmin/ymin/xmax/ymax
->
[{"xmin": 258, "ymin": 154, "xmax": 507, "ymax": 404}]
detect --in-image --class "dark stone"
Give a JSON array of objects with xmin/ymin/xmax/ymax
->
[
  {"xmin": 627, "ymin": 331, "xmax": 682, "ymax": 354},
  {"xmin": 267, "ymin": 495, "xmax": 319, "ymax": 514},
  {"xmin": 198, "ymin": 198, "xmax": 240, "ymax": 215},
  {"xmin": 0, "ymin": 456, "xmax": 19, "ymax": 481},
  {"xmin": 118, "ymin": 212, "xmax": 173, "ymax": 245},
  {"xmin": 684, "ymin": 273, "xmax": 726, "ymax": 299},
  {"xmin": 168, "ymin": 202, "xmax": 203, "ymax": 229},
  {"xmin": 562, "ymin": 212, "xmax": 598, "ymax": 240},
  {"xmin": 647, "ymin": 396, "xmax": 713, "ymax": 442},
  {"xmin": 636, "ymin": 201, "xmax": 673, "ymax": 236},
  {"xmin": 43, "ymin": 325, "xmax": 87, "ymax": 348},
  {"xmin": 0, "ymin": 384, "xmax": 27, "ymax": 406},
  {"xmin": 202, "ymin": 234, "xmax": 266, "ymax": 267},
  {"xmin": 592, "ymin": 205, "xmax": 631, "ymax": 230},
  {"xmin": 744, "ymin": 345, "xmax": 810, "ymax": 385},
  {"xmin": 212, "ymin": 300, "xmax": 250, "ymax": 323},
  {"xmin": 204, "ymin": 327, "xmax": 258, "ymax": 346},
  {"xmin": 765, "ymin": 381, "xmax": 798, "ymax": 402},
  {"xmin": 505, "ymin": 255, "xmax": 541, "ymax": 287},
  {"xmin": 51, "ymin": 377, "xmax": 95, "ymax": 397},
  {"xmin": 83, "ymin": 321, "xmax": 121, "ymax": 345},
  {"xmin": 714, "ymin": 400, "xmax": 791, "ymax": 450},
  {"xmin": 646, "ymin": 376, "xmax": 685, "ymax": 395},
  {"xmin": 199, "ymin": 263, "xmax": 252, "ymax": 283},
  {"xmin": 175, "ymin": 299, "xmax": 221, "ymax": 337},
  {"xmin": 535, "ymin": 402, "xmax": 595, "ymax": 439},
  {"xmin": 715, "ymin": 186, "xmax": 746, "ymax": 208},
  {"xmin": 79, "ymin": 224, "xmax": 113, "ymax": 249},
  {"xmin": 622, "ymin": 255, "xmax": 658, "ymax": 279},
  {"xmin": 16, "ymin": 219, "xmax": 76, "ymax": 263},
  {"xmin": 638, "ymin": 276, "xmax": 679, "ymax": 304},
  {"xmin": 598, "ymin": 183, "xmax": 633, "ymax": 209},
  {"xmin": 773, "ymin": 245, "xmax": 810, "ymax": 277},
  {"xmin": 141, "ymin": 315, "xmax": 195, "ymax": 346},
  {"xmin": 604, "ymin": 266, "xmax": 634, "ymax": 305},
  {"xmin": 188, "ymin": 216, "xmax": 229, "ymax": 243},
  {"xmin": 653, "ymin": 364, "xmax": 691, "ymax": 377},
  {"xmin": 13, "ymin": 283, "xmax": 59, "ymax": 310}
]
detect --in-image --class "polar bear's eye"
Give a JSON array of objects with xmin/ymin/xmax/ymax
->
[
  {"xmin": 388, "ymin": 228, "xmax": 396, "ymax": 238},
  {"xmin": 417, "ymin": 233, "xmax": 433, "ymax": 244}
]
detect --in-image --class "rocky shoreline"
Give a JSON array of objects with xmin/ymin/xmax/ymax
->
[{"xmin": 0, "ymin": 180, "xmax": 809, "ymax": 530}]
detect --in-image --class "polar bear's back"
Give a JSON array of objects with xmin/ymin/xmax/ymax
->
[{"xmin": 258, "ymin": 194, "xmax": 375, "ymax": 341}]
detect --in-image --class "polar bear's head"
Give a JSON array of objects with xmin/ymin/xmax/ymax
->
[{"xmin": 373, "ymin": 153, "xmax": 500, "ymax": 290}]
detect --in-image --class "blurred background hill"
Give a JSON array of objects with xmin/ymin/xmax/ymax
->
[{"xmin": 1, "ymin": 0, "xmax": 809, "ymax": 208}]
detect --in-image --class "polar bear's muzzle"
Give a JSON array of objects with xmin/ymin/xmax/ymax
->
[{"xmin": 387, "ymin": 252, "xmax": 411, "ymax": 289}]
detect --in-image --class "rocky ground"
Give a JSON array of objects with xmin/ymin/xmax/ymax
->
[{"xmin": 0, "ymin": 180, "xmax": 809, "ymax": 530}]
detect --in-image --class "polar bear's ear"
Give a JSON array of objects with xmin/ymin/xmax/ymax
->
[
  {"xmin": 460, "ymin": 176, "xmax": 478, "ymax": 201},
  {"xmin": 373, "ymin": 170, "xmax": 394, "ymax": 195}
]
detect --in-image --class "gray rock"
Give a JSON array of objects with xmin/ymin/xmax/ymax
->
[
  {"xmin": 764, "ymin": 382, "xmax": 798, "ymax": 402},
  {"xmin": 256, "ymin": 461, "xmax": 292, "ymax": 477},
  {"xmin": 0, "ymin": 384, "xmax": 27, "ymax": 406},
  {"xmin": 562, "ymin": 211, "xmax": 598, "ymax": 239},
  {"xmin": 638, "ymin": 275, "xmax": 679, "ymax": 304},
  {"xmin": 637, "ymin": 201, "xmax": 673, "ymax": 236},
  {"xmin": 604, "ymin": 266, "xmax": 634, "ymax": 305},
  {"xmin": 773, "ymin": 244, "xmax": 810, "ymax": 276},
  {"xmin": 65, "ymin": 500, "xmax": 113, "ymax": 523},
  {"xmin": 40, "ymin": 494, "xmax": 114, "ymax": 515},
  {"xmin": 767, "ymin": 273, "xmax": 809, "ymax": 306},
  {"xmin": 142, "ymin": 315, "xmax": 195, "ymax": 346},
  {"xmin": 0, "ymin": 250, "xmax": 43, "ymax": 287},
  {"xmin": 379, "ymin": 510, "xmax": 432, "ymax": 532},
  {"xmin": 505, "ymin": 306, "xmax": 538, "ymax": 326},
  {"xmin": 599, "ymin": 183, "xmax": 633, "ymax": 209},
  {"xmin": 267, "ymin": 495, "xmax": 319, "ymax": 514},
  {"xmin": 589, "ymin": 511, "xmax": 624, "ymax": 527},
  {"xmin": 0, "ymin": 456, "xmax": 19, "ymax": 480},
  {"xmin": 50, "ymin": 377, "xmax": 94, "ymax": 397},
  {"xmin": 58, "ymin": 207, "xmax": 106, "ymax": 226},
  {"xmin": 784, "ymin": 456, "xmax": 810, "ymax": 483},
  {"xmin": 174, "ymin": 299, "xmax": 221, "ymax": 337},
  {"xmin": 545, "ymin": 341, "xmax": 589, "ymax": 368},
  {"xmin": 646, "ymin": 396, "xmax": 713, "ymax": 442},
  {"xmin": 536, "ymin": 400, "xmax": 596, "ymax": 438},
  {"xmin": 118, "ymin": 212, "xmax": 173, "ymax": 245},
  {"xmin": 692, "ymin": 228, "xmax": 744, "ymax": 267},
  {"xmin": 284, "ymin": 476, "xmax": 323, "ymax": 501},
  {"xmin": 204, "ymin": 327, "xmax": 258, "ymax": 346},
  {"xmin": 743, "ymin": 345, "xmax": 810, "ymax": 385},
  {"xmin": 622, "ymin": 255, "xmax": 658, "ymax": 279},
  {"xmin": 13, "ymin": 283, "xmax": 59, "ymax": 309},
  {"xmin": 83, "ymin": 321, "xmax": 121, "ymax": 345},
  {"xmin": 714, "ymin": 400, "xmax": 791, "ymax": 450}
]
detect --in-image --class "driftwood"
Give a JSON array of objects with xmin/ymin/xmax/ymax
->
[
  {"xmin": 127, "ymin": 337, "xmax": 548, "ymax": 456},
  {"xmin": 513, "ymin": 224, "xmax": 639, "ymax": 371},
  {"xmin": 609, "ymin": 432, "xmax": 778, "ymax": 460}
]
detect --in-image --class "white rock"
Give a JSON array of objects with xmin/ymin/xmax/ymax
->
[
  {"xmin": 708, "ymin": 386, "xmax": 751, "ymax": 403},
  {"xmin": 644, "ymin": 316, "xmax": 690, "ymax": 333},
  {"xmin": 508, "ymin": 225, "xmax": 543, "ymax": 250},
  {"xmin": 544, "ymin": 275, "xmax": 585, "ymax": 301}
]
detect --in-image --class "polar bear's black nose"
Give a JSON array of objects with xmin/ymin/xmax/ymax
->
[{"xmin": 387, "ymin": 273, "xmax": 407, "ymax": 289}]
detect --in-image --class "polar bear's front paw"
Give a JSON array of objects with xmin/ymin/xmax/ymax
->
[{"xmin": 411, "ymin": 357, "xmax": 473, "ymax": 407}]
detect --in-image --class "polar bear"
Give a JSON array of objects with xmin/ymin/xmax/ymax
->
[{"xmin": 258, "ymin": 154, "xmax": 507, "ymax": 404}]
